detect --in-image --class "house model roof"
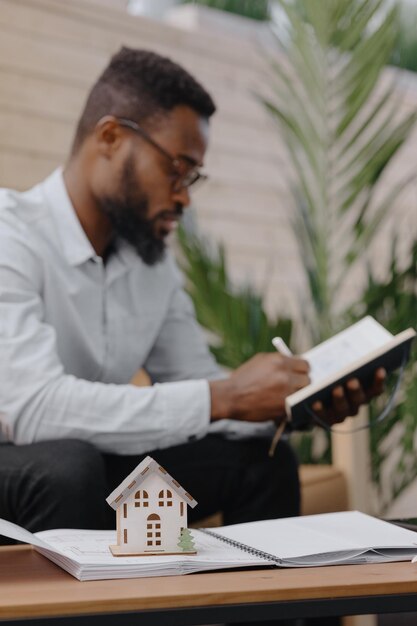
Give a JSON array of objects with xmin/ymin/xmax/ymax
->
[{"xmin": 106, "ymin": 455, "xmax": 198, "ymax": 510}]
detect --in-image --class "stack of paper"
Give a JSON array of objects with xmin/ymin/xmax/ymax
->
[{"xmin": 0, "ymin": 518, "xmax": 269, "ymax": 581}]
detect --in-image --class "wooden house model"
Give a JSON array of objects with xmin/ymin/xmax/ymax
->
[{"xmin": 106, "ymin": 456, "xmax": 197, "ymax": 556}]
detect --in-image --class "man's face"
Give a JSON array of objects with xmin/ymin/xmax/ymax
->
[{"xmin": 96, "ymin": 106, "xmax": 209, "ymax": 265}]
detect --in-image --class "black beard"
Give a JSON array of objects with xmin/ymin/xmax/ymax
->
[
  {"xmin": 98, "ymin": 156, "xmax": 166, "ymax": 266},
  {"xmin": 99, "ymin": 195, "xmax": 166, "ymax": 265}
]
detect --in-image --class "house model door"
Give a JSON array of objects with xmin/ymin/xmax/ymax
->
[{"xmin": 146, "ymin": 514, "xmax": 162, "ymax": 550}]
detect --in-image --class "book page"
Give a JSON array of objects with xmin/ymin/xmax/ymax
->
[
  {"xmin": 0, "ymin": 517, "xmax": 51, "ymax": 549},
  {"xmin": 212, "ymin": 511, "xmax": 417, "ymax": 562},
  {"xmin": 303, "ymin": 317, "xmax": 393, "ymax": 385}
]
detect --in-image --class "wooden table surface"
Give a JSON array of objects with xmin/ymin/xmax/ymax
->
[{"xmin": 2, "ymin": 545, "xmax": 417, "ymax": 621}]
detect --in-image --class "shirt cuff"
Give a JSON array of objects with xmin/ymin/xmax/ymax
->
[{"xmin": 154, "ymin": 379, "xmax": 211, "ymax": 448}]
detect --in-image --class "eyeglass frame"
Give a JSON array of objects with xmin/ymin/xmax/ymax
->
[{"xmin": 115, "ymin": 117, "xmax": 208, "ymax": 191}]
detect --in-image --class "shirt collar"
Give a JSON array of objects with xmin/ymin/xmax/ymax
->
[{"xmin": 42, "ymin": 168, "xmax": 98, "ymax": 267}]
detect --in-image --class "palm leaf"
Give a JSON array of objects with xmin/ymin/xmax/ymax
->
[
  {"xmin": 177, "ymin": 224, "xmax": 293, "ymax": 369},
  {"xmin": 263, "ymin": 0, "xmax": 415, "ymax": 342},
  {"xmin": 347, "ymin": 241, "xmax": 417, "ymax": 511}
]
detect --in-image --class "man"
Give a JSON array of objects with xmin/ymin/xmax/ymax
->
[{"xmin": 0, "ymin": 48, "xmax": 384, "ymax": 535}]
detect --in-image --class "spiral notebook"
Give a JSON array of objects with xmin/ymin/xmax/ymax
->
[
  {"xmin": 1, "ymin": 511, "xmax": 417, "ymax": 581},
  {"xmin": 203, "ymin": 511, "xmax": 417, "ymax": 567}
]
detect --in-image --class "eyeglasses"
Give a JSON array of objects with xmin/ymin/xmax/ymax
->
[{"xmin": 116, "ymin": 117, "xmax": 208, "ymax": 192}]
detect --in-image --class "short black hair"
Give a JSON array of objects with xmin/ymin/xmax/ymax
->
[{"xmin": 71, "ymin": 47, "xmax": 216, "ymax": 153}]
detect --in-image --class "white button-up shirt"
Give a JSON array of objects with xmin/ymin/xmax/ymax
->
[{"xmin": 0, "ymin": 169, "xmax": 273, "ymax": 453}]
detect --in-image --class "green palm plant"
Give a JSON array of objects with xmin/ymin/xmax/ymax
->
[
  {"xmin": 177, "ymin": 224, "xmax": 292, "ymax": 368},
  {"xmin": 348, "ymin": 240, "xmax": 417, "ymax": 511},
  {"xmin": 262, "ymin": 0, "xmax": 417, "ymax": 344},
  {"xmin": 391, "ymin": 2, "xmax": 417, "ymax": 73}
]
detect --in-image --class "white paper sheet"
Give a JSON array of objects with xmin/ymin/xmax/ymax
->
[
  {"xmin": 213, "ymin": 511, "xmax": 417, "ymax": 562},
  {"xmin": 303, "ymin": 317, "xmax": 392, "ymax": 384}
]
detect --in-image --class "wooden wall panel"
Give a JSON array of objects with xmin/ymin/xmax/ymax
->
[
  {"xmin": 0, "ymin": 152, "xmax": 60, "ymax": 189},
  {"xmin": 0, "ymin": 69, "xmax": 85, "ymax": 121},
  {"xmin": 0, "ymin": 110, "xmax": 72, "ymax": 157}
]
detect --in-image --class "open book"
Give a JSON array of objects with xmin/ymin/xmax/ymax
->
[
  {"xmin": 2, "ymin": 511, "xmax": 417, "ymax": 581},
  {"xmin": 284, "ymin": 317, "xmax": 415, "ymax": 429}
]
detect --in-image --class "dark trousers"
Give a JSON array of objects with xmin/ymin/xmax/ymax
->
[{"xmin": 0, "ymin": 434, "xmax": 300, "ymax": 536}]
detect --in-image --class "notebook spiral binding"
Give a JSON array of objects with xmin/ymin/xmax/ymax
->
[{"xmin": 200, "ymin": 528, "xmax": 282, "ymax": 565}]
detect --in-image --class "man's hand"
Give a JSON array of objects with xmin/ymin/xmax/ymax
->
[
  {"xmin": 209, "ymin": 354, "xmax": 386, "ymax": 428},
  {"xmin": 209, "ymin": 353, "xmax": 310, "ymax": 423},
  {"xmin": 311, "ymin": 367, "xmax": 387, "ymax": 425}
]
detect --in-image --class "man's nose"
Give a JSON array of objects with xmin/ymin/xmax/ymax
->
[{"xmin": 171, "ymin": 185, "xmax": 191, "ymax": 208}]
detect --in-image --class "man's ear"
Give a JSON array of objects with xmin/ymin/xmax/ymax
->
[{"xmin": 93, "ymin": 116, "xmax": 124, "ymax": 158}]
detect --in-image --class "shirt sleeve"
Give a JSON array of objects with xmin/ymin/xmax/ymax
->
[
  {"xmin": 144, "ymin": 276, "xmax": 225, "ymax": 383},
  {"xmin": 0, "ymin": 235, "xmax": 212, "ymax": 454},
  {"xmin": 144, "ymin": 260, "xmax": 275, "ymax": 441}
]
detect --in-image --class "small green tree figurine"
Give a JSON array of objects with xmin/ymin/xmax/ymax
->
[{"xmin": 177, "ymin": 528, "xmax": 196, "ymax": 553}]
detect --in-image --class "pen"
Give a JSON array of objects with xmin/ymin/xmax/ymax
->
[
  {"xmin": 268, "ymin": 337, "xmax": 292, "ymax": 457},
  {"xmin": 272, "ymin": 336, "xmax": 293, "ymax": 356}
]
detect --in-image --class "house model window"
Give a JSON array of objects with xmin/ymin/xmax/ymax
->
[
  {"xmin": 106, "ymin": 456, "xmax": 198, "ymax": 556},
  {"xmin": 134, "ymin": 490, "xmax": 148, "ymax": 507}
]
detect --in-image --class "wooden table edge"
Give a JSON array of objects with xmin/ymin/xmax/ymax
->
[{"xmin": 2, "ymin": 546, "xmax": 417, "ymax": 620}]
